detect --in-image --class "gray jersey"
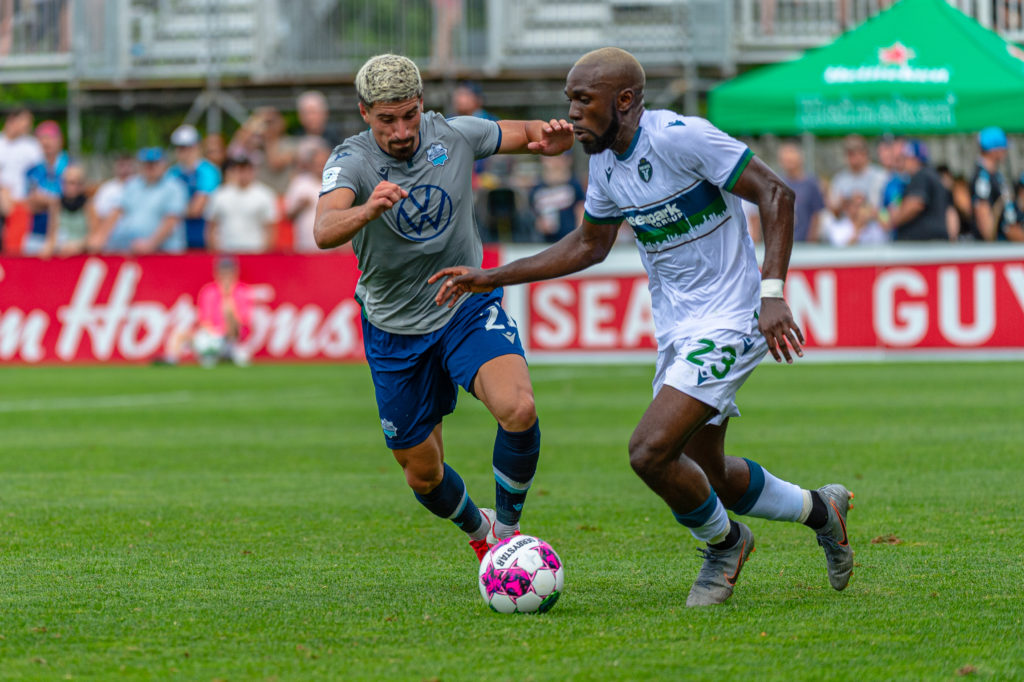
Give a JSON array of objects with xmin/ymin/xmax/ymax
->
[{"xmin": 320, "ymin": 111, "xmax": 501, "ymax": 334}]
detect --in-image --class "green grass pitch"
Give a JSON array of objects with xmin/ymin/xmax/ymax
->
[{"xmin": 0, "ymin": 361, "xmax": 1022, "ymax": 680}]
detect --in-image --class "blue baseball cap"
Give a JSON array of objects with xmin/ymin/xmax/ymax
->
[
  {"xmin": 904, "ymin": 139, "xmax": 928, "ymax": 163},
  {"xmin": 978, "ymin": 126, "xmax": 1007, "ymax": 152},
  {"xmin": 137, "ymin": 146, "xmax": 165, "ymax": 162}
]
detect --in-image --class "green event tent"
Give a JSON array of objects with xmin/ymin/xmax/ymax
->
[{"xmin": 708, "ymin": 0, "xmax": 1024, "ymax": 135}]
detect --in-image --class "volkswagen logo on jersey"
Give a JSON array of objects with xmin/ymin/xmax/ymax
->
[
  {"xmin": 638, "ymin": 157, "xmax": 653, "ymax": 183},
  {"xmin": 427, "ymin": 142, "xmax": 449, "ymax": 167},
  {"xmin": 396, "ymin": 184, "xmax": 453, "ymax": 241}
]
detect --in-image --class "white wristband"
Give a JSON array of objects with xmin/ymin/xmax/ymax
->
[{"xmin": 760, "ymin": 278, "xmax": 785, "ymax": 299}]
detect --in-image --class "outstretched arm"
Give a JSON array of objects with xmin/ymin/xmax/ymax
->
[
  {"xmin": 313, "ymin": 181, "xmax": 408, "ymax": 249},
  {"xmin": 497, "ymin": 119, "xmax": 574, "ymax": 156},
  {"xmin": 731, "ymin": 156, "xmax": 804, "ymax": 363},
  {"xmin": 429, "ymin": 218, "xmax": 620, "ymax": 307}
]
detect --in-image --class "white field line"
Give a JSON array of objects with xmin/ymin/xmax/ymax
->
[
  {"xmin": 0, "ymin": 391, "xmax": 195, "ymax": 413},
  {"xmin": 0, "ymin": 387, "xmax": 339, "ymax": 414}
]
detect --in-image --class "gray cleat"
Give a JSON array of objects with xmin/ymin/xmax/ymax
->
[
  {"xmin": 815, "ymin": 484, "xmax": 854, "ymax": 590},
  {"xmin": 686, "ymin": 521, "xmax": 755, "ymax": 607}
]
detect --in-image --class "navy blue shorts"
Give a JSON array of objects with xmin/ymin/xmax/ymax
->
[{"xmin": 362, "ymin": 289, "xmax": 525, "ymax": 450}]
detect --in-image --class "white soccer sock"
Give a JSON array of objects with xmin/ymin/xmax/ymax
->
[
  {"xmin": 493, "ymin": 519, "xmax": 519, "ymax": 539},
  {"xmin": 467, "ymin": 510, "xmax": 490, "ymax": 541},
  {"xmin": 688, "ymin": 496, "xmax": 732, "ymax": 544},
  {"xmin": 746, "ymin": 468, "xmax": 810, "ymax": 522}
]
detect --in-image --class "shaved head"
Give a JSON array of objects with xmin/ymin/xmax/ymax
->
[
  {"xmin": 572, "ymin": 47, "xmax": 646, "ymax": 103},
  {"xmin": 565, "ymin": 47, "xmax": 647, "ymax": 155}
]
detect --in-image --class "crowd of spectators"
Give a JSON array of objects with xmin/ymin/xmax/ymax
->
[
  {"xmin": 1, "ymin": 92, "xmax": 1023, "ymax": 257},
  {"xmin": 787, "ymin": 128, "xmax": 1024, "ymax": 246}
]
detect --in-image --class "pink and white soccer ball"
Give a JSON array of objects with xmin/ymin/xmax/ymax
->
[{"xmin": 478, "ymin": 535, "xmax": 564, "ymax": 614}]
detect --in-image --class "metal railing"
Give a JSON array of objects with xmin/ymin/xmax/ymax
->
[
  {"xmin": 735, "ymin": 0, "xmax": 1024, "ymax": 60},
  {"xmin": 1, "ymin": 0, "xmax": 1022, "ymax": 84}
]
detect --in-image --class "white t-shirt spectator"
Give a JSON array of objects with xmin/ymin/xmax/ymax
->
[
  {"xmin": 283, "ymin": 171, "xmax": 321, "ymax": 252},
  {"xmin": 205, "ymin": 181, "xmax": 278, "ymax": 252},
  {"xmin": 92, "ymin": 177, "xmax": 129, "ymax": 220},
  {"xmin": 828, "ymin": 164, "xmax": 889, "ymax": 210},
  {"xmin": 820, "ymin": 212, "xmax": 889, "ymax": 247},
  {"xmin": 0, "ymin": 134, "xmax": 44, "ymax": 200}
]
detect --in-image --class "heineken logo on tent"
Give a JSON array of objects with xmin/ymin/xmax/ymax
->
[
  {"xmin": 823, "ymin": 41, "xmax": 950, "ymax": 84},
  {"xmin": 878, "ymin": 41, "xmax": 915, "ymax": 66}
]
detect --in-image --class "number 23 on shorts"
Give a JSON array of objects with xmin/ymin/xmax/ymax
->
[{"xmin": 685, "ymin": 338, "xmax": 737, "ymax": 379}]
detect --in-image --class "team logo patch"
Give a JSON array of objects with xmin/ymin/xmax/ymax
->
[
  {"xmin": 381, "ymin": 418, "xmax": 398, "ymax": 438},
  {"xmin": 638, "ymin": 157, "xmax": 653, "ymax": 183},
  {"xmin": 427, "ymin": 142, "xmax": 449, "ymax": 167},
  {"xmin": 321, "ymin": 166, "xmax": 340, "ymax": 192},
  {"xmin": 396, "ymin": 184, "xmax": 453, "ymax": 241}
]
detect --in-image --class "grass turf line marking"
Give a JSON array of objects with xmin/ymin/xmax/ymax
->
[{"xmin": 0, "ymin": 391, "xmax": 195, "ymax": 413}]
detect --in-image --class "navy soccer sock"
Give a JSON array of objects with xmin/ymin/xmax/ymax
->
[
  {"xmin": 413, "ymin": 463, "xmax": 485, "ymax": 536},
  {"xmin": 492, "ymin": 419, "xmax": 541, "ymax": 529}
]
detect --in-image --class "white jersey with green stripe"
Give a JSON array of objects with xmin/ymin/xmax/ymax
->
[{"xmin": 583, "ymin": 109, "xmax": 760, "ymax": 346}]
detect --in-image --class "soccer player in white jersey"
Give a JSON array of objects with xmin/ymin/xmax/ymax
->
[{"xmin": 431, "ymin": 48, "xmax": 853, "ymax": 606}]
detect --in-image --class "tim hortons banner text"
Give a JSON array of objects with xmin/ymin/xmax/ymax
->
[{"xmin": 1, "ymin": 246, "xmax": 1022, "ymax": 364}]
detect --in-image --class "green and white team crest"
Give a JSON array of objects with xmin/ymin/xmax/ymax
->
[{"xmin": 638, "ymin": 157, "xmax": 653, "ymax": 182}]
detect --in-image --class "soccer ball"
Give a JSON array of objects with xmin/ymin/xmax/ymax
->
[{"xmin": 478, "ymin": 535, "xmax": 563, "ymax": 614}]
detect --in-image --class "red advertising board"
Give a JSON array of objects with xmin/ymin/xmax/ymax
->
[
  {"xmin": 1, "ymin": 245, "xmax": 1022, "ymax": 363},
  {"xmin": 0, "ymin": 253, "xmax": 368, "ymax": 363},
  {"xmin": 503, "ymin": 245, "xmax": 1024, "ymax": 361}
]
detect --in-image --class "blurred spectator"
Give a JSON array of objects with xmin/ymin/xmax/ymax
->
[
  {"xmin": 0, "ymin": 107, "xmax": 44, "ymax": 252},
  {"xmin": 203, "ymin": 133, "xmax": 227, "ymax": 170},
  {"xmin": 204, "ymin": 152, "xmax": 278, "ymax": 253},
  {"xmin": 23, "ymin": 120, "xmax": 69, "ymax": 254},
  {"xmin": 881, "ymin": 140, "xmax": 952, "ymax": 241},
  {"xmin": 952, "ymin": 175, "xmax": 976, "ymax": 240},
  {"xmin": 936, "ymin": 164, "xmax": 967, "ymax": 240},
  {"xmin": 160, "ymin": 256, "xmax": 252, "ymax": 368},
  {"xmin": 0, "ymin": 107, "xmax": 43, "ymax": 202},
  {"xmin": 828, "ymin": 134, "xmax": 888, "ymax": 213},
  {"xmin": 760, "ymin": 0, "xmax": 776, "ymax": 34},
  {"xmin": 528, "ymin": 153, "xmax": 584, "ymax": 243},
  {"xmin": 452, "ymin": 80, "xmax": 496, "ymax": 120},
  {"xmin": 284, "ymin": 136, "xmax": 332, "ymax": 253},
  {"xmin": 776, "ymin": 141, "xmax": 825, "ymax": 242},
  {"xmin": 879, "ymin": 134, "xmax": 908, "ymax": 212},
  {"xmin": 168, "ymin": 124, "xmax": 222, "ymax": 250},
  {"xmin": 876, "ymin": 134, "xmax": 904, "ymax": 178},
  {"xmin": 229, "ymin": 107, "xmax": 296, "ymax": 194},
  {"xmin": 821, "ymin": 192, "xmax": 889, "ymax": 247},
  {"xmin": 91, "ymin": 154, "xmax": 135, "ymax": 224},
  {"xmin": 431, "ymin": 0, "xmax": 463, "ymax": 74},
  {"xmin": 296, "ymin": 90, "xmax": 343, "ymax": 149},
  {"xmin": 39, "ymin": 162, "xmax": 90, "ymax": 257},
  {"xmin": 1017, "ymin": 172, "xmax": 1024, "ymax": 232},
  {"xmin": 970, "ymin": 126, "xmax": 1022, "ymax": 241},
  {"xmin": 91, "ymin": 147, "xmax": 187, "ymax": 254}
]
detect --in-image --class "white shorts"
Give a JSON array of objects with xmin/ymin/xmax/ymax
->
[{"xmin": 653, "ymin": 322, "xmax": 768, "ymax": 426}]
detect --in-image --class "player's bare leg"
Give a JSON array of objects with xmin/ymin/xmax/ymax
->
[
  {"xmin": 628, "ymin": 386, "xmax": 753, "ymax": 606},
  {"xmin": 474, "ymin": 354, "xmax": 539, "ymax": 540},
  {"xmin": 685, "ymin": 419, "xmax": 854, "ymax": 590},
  {"xmin": 392, "ymin": 423, "xmax": 494, "ymax": 560}
]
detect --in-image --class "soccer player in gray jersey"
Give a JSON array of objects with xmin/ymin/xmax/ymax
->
[
  {"xmin": 432, "ymin": 48, "xmax": 853, "ymax": 606},
  {"xmin": 314, "ymin": 54, "xmax": 573, "ymax": 565}
]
